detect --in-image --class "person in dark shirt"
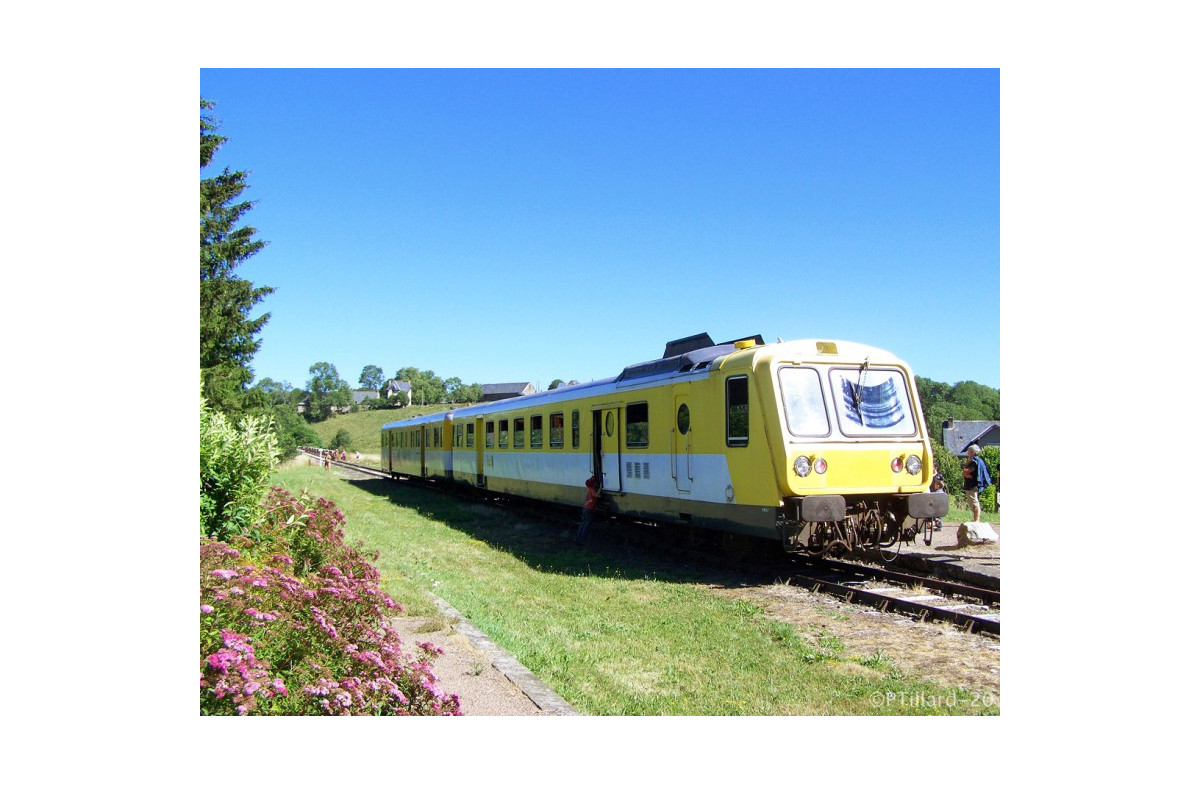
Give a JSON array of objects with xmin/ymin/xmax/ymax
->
[{"xmin": 962, "ymin": 444, "xmax": 992, "ymax": 522}]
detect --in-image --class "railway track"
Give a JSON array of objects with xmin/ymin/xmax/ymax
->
[
  {"xmin": 782, "ymin": 556, "xmax": 999, "ymax": 636},
  {"xmin": 301, "ymin": 448, "xmax": 1000, "ymax": 637}
]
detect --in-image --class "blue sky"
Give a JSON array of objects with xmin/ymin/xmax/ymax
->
[{"xmin": 200, "ymin": 68, "xmax": 999, "ymax": 392}]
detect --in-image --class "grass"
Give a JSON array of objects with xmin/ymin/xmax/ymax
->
[
  {"xmin": 941, "ymin": 500, "xmax": 1001, "ymax": 525},
  {"xmin": 270, "ymin": 459, "xmax": 998, "ymax": 715}
]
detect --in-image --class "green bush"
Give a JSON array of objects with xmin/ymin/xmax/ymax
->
[
  {"xmin": 200, "ymin": 397, "xmax": 279, "ymax": 541},
  {"xmin": 981, "ymin": 484, "xmax": 998, "ymax": 514},
  {"xmin": 330, "ymin": 428, "xmax": 353, "ymax": 450}
]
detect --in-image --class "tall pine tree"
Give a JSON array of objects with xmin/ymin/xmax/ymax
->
[{"xmin": 201, "ymin": 98, "xmax": 274, "ymax": 412}]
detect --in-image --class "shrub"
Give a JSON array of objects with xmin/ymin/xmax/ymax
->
[
  {"xmin": 200, "ymin": 488, "xmax": 461, "ymax": 716},
  {"xmin": 980, "ymin": 484, "xmax": 998, "ymax": 514},
  {"xmin": 330, "ymin": 428, "xmax": 353, "ymax": 450},
  {"xmin": 200, "ymin": 398, "xmax": 279, "ymax": 541}
]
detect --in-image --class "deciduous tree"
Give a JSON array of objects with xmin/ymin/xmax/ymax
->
[
  {"xmin": 359, "ymin": 365, "xmax": 384, "ymax": 390},
  {"xmin": 307, "ymin": 362, "xmax": 351, "ymax": 421},
  {"xmin": 916, "ymin": 376, "xmax": 1000, "ymax": 443}
]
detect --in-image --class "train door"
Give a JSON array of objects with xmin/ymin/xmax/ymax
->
[
  {"xmin": 419, "ymin": 425, "xmax": 427, "ymax": 477},
  {"xmin": 595, "ymin": 406, "xmax": 622, "ymax": 493},
  {"xmin": 673, "ymin": 391, "xmax": 693, "ymax": 492},
  {"xmin": 475, "ymin": 415, "xmax": 485, "ymax": 486}
]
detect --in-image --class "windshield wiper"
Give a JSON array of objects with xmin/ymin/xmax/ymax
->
[{"xmin": 853, "ymin": 358, "xmax": 869, "ymax": 419}]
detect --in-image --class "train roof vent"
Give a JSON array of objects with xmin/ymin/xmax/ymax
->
[
  {"xmin": 617, "ymin": 345, "xmax": 736, "ymax": 382},
  {"xmin": 662, "ymin": 333, "xmax": 715, "ymax": 358},
  {"xmin": 617, "ymin": 333, "xmax": 765, "ymax": 383}
]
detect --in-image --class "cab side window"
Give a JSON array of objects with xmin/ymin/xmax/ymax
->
[{"xmin": 727, "ymin": 376, "xmax": 749, "ymax": 446}]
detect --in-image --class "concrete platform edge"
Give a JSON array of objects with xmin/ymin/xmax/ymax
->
[{"xmin": 428, "ymin": 593, "xmax": 580, "ymax": 716}]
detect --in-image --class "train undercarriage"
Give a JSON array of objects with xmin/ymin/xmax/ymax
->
[{"xmin": 777, "ymin": 493, "xmax": 949, "ymax": 560}]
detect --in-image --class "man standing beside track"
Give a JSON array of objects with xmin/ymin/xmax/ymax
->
[{"xmin": 962, "ymin": 444, "xmax": 992, "ymax": 522}]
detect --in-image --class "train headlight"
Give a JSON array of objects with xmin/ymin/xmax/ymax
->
[
  {"xmin": 793, "ymin": 456, "xmax": 812, "ymax": 477},
  {"xmin": 814, "ymin": 457, "xmax": 827, "ymax": 474},
  {"xmin": 905, "ymin": 455, "xmax": 922, "ymax": 475}
]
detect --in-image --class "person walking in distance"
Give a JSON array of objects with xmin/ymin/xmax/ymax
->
[
  {"xmin": 962, "ymin": 444, "xmax": 992, "ymax": 522},
  {"xmin": 575, "ymin": 475, "xmax": 601, "ymax": 544}
]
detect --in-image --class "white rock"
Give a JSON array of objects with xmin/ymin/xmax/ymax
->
[{"xmin": 957, "ymin": 522, "xmax": 999, "ymax": 545}]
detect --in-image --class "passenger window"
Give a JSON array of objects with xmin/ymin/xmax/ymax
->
[
  {"xmin": 531, "ymin": 415, "xmax": 543, "ymax": 449},
  {"xmin": 485, "ymin": 421, "xmax": 495, "ymax": 449},
  {"xmin": 550, "ymin": 412, "xmax": 564, "ymax": 449},
  {"xmin": 727, "ymin": 376, "xmax": 750, "ymax": 446},
  {"xmin": 466, "ymin": 423, "xmax": 475, "ymax": 448},
  {"xmin": 499, "ymin": 419, "xmax": 509, "ymax": 449},
  {"xmin": 514, "ymin": 417, "xmax": 525, "ymax": 449},
  {"xmin": 571, "ymin": 410, "xmax": 580, "ymax": 449},
  {"xmin": 626, "ymin": 402, "xmax": 649, "ymax": 448}
]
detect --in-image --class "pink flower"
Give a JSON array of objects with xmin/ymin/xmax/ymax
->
[{"xmin": 200, "ymin": 604, "xmax": 214, "ymax": 614}]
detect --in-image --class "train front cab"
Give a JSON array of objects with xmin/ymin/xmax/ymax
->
[{"xmin": 751, "ymin": 342, "xmax": 949, "ymax": 540}]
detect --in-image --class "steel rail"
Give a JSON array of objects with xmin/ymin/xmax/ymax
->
[
  {"xmin": 783, "ymin": 570, "xmax": 1000, "ymax": 636},
  {"xmin": 789, "ymin": 554, "xmax": 1000, "ymax": 607}
]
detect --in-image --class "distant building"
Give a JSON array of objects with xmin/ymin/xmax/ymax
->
[
  {"xmin": 942, "ymin": 419, "xmax": 1000, "ymax": 456},
  {"xmin": 481, "ymin": 382, "xmax": 535, "ymax": 402},
  {"xmin": 352, "ymin": 390, "xmax": 380, "ymax": 405},
  {"xmin": 384, "ymin": 380, "xmax": 413, "ymax": 406}
]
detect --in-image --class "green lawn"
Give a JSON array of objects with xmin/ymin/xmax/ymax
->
[{"xmin": 270, "ymin": 460, "xmax": 998, "ymax": 715}]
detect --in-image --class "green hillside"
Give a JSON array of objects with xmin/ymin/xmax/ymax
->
[{"xmin": 306, "ymin": 405, "xmax": 457, "ymax": 463}]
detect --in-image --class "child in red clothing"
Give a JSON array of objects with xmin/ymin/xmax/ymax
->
[{"xmin": 575, "ymin": 475, "xmax": 601, "ymax": 544}]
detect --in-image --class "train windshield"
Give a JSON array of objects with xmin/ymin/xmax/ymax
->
[
  {"xmin": 778, "ymin": 367, "xmax": 831, "ymax": 437},
  {"xmin": 828, "ymin": 366, "xmax": 917, "ymax": 437}
]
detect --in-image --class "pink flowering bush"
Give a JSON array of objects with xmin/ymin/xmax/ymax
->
[{"xmin": 200, "ymin": 488, "xmax": 461, "ymax": 716}]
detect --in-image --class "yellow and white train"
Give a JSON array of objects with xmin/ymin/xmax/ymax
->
[{"xmin": 381, "ymin": 333, "xmax": 948, "ymax": 555}]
